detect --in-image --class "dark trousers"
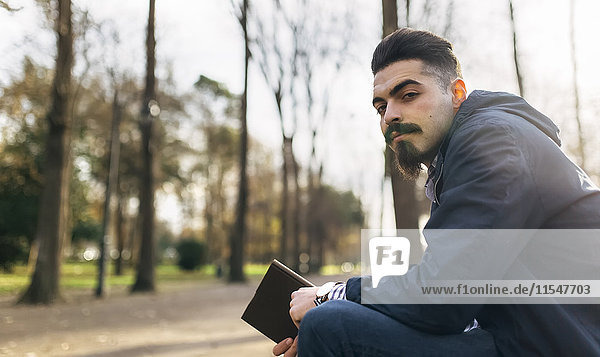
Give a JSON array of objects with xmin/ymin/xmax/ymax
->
[{"xmin": 298, "ymin": 300, "xmax": 498, "ymax": 357}]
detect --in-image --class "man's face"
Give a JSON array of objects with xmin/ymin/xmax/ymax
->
[{"xmin": 372, "ymin": 59, "xmax": 459, "ymax": 179}]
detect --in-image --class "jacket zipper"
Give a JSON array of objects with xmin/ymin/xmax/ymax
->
[{"xmin": 433, "ymin": 162, "xmax": 443, "ymax": 205}]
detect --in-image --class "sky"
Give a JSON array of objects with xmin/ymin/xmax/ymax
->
[{"xmin": 1, "ymin": 0, "xmax": 600, "ymax": 232}]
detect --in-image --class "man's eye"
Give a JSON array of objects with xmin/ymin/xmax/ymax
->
[
  {"xmin": 376, "ymin": 105, "xmax": 386, "ymax": 115},
  {"xmin": 403, "ymin": 92, "xmax": 418, "ymax": 99}
]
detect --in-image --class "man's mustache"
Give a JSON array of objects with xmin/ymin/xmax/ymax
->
[{"xmin": 384, "ymin": 122, "xmax": 422, "ymax": 144}]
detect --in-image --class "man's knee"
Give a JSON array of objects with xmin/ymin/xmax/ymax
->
[
  {"xmin": 298, "ymin": 300, "xmax": 353, "ymax": 355},
  {"xmin": 301, "ymin": 299, "xmax": 351, "ymax": 333}
]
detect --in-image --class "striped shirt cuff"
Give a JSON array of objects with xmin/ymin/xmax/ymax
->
[{"xmin": 327, "ymin": 283, "xmax": 347, "ymax": 300}]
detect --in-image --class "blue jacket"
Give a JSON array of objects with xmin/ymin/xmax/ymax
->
[{"xmin": 346, "ymin": 91, "xmax": 600, "ymax": 356}]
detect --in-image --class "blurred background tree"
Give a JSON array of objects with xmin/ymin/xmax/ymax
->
[
  {"xmin": 131, "ymin": 0, "xmax": 158, "ymax": 293},
  {"xmin": 18, "ymin": 0, "xmax": 74, "ymax": 304},
  {"xmin": 0, "ymin": 58, "xmax": 49, "ymax": 271},
  {"xmin": 251, "ymin": 0, "xmax": 357, "ymax": 272}
]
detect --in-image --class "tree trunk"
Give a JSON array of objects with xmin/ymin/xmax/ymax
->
[
  {"xmin": 314, "ymin": 168, "xmax": 326, "ymax": 270},
  {"xmin": 308, "ymin": 165, "xmax": 325, "ymax": 272},
  {"xmin": 19, "ymin": 0, "xmax": 73, "ymax": 305},
  {"xmin": 305, "ymin": 133, "xmax": 319, "ymax": 273},
  {"xmin": 228, "ymin": 0, "xmax": 249, "ymax": 282},
  {"xmin": 204, "ymin": 176, "xmax": 216, "ymax": 263},
  {"xmin": 382, "ymin": 0, "xmax": 398, "ymax": 36},
  {"xmin": 291, "ymin": 148, "xmax": 301, "ymax": 272},
  {"xmin": 95, "ymin": 90, "xmax": 122, "ymax": 297},
  {"xmin": 279, "ymin": 137, "xmax": 291, "ymax": 265},
  {"xmin": 381, "ymin": 0, "xmax": 423, "ymax": 264},
  {"xmin": 405, "ymin": 0, "xmax": 410, "ymax": 27},
  {"xmin": 113, "ymin": 196, "xmax": 125, "ymax": 276},
  {"xmin": 132, "ymin": 0, "xmax": 157, "ymax": 293}
]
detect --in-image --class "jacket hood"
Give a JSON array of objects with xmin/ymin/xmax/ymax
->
[{"xmin": 455, "ymin": 90, "xmax": 561, "ymax": 146}]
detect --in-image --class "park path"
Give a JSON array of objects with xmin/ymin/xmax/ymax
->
[{"xmin": 0, "ymin": 274, "xmax": 346, "ymax": 357}]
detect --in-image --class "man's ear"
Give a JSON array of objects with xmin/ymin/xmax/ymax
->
[{"xmin": 450, "ymin": 78, "xmax": 467, "ymax": 110}]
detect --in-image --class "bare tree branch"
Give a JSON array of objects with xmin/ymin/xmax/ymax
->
[
  {"xmin": 0, "ymin": 0, "xmax": 21, "ymax": 11},
  {"xmin": 508, "ymin": 0, "xmax": 525, "ymax": 97}
]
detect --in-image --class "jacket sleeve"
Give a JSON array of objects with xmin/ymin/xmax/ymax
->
[{"xmin": 346, "ymin": 120, "xmax": 544, "ymax": 334}]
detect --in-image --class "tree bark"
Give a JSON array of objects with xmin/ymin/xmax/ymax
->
[
  {"xmin": 308, "ymin": 165, "xmax": 325, "ymax": 271},
  {"xmin": 95, "ymin": 90, "xmax": 122, "ymax": 297},
  {"xmin": 382, "ymin": 0, "xmax": 398, "ymax": 36},
  {"xmin": 279, "ymin": 136, "xmax": 291, "ymax": 265},
  {"xmin": 291, "ymin": 148, "xmax": 301, "ymax": 272},
  {"xmin": 132, "ymin": 0, "xmax": 157, "ymax": 293},
  {"xmin": 228, "ymin": 0, "xmax": 249, "ymax": 283},
  {"xmin": 19, "ymin": 0, "xmax": 73, "ymax": 305},
  {"xmin": 113, "ymin": 196, "xmax": 125, "ymax": 276},
  {"xmin": 204, "ymin": 165, "xmax": 217, "ymax": 264},
  {"xmin": 405, "ymin": 0, "xmax": 410, "ymax": 27}
]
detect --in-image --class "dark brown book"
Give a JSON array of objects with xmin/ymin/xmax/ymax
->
[{"xmin": 241, "ymin": 259, "xmax": 314, "ymax": 343}]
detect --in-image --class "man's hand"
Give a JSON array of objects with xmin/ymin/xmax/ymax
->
[
  {"xmin": 289, "ymin": 286, "xmax": 319, "ymax": 327},
  {"xmin": 273, "ymin": 286, "xmax": 319, "ymax": 356},
  {"xmin": 273, "ymin": 337, "xmax": 297, "ymax": 356}
]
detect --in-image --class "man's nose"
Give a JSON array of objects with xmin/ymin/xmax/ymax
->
[{"xmin": 383, "ymin": 102, "xmax": 401, "ymax": 125}]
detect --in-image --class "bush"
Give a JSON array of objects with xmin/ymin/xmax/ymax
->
[
  {"xmin": 0, "ymin": 236, "xmax": 29, "ymax": 272},
  {"xmin": 176, "ymin": 239, "xmax": 207, "ymax": 271}
]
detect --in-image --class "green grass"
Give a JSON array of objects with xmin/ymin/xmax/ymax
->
[
  {"xmin": 0, "ymin": 261, "xmax": 353, "ymax": 296},
  {"xmin": 0, "ymin": 261, "xmax": 272, "ymax": 296},
  {"xmin": 0, "ymin": 263, "xmax": 132, "ymax": 295},
  {"xmin": 244, "ymin": 263, "xmax": 270, "ymax": 276},
  {"xmin": 0, "ymin": 272, "xmax": 30, "ymax": 294}
]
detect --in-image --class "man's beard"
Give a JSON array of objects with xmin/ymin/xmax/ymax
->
[
  {"xmin": 393, "ymin": 140, "xmax": 423, "ymax": 180},
  {"xmin": 384, "ymin": 122, "xmax": 424, "ymax": 180}
]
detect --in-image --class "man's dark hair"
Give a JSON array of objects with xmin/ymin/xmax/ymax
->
[{"xmin": 371, "ymin": 28, "xmax": 462, "ymax": 87}]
